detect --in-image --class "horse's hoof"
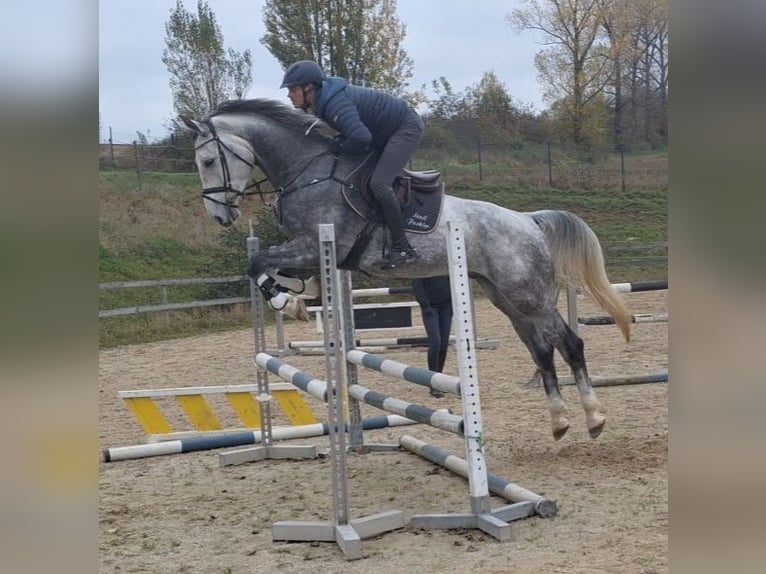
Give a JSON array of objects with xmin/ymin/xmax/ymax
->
[
  {"xmin": 430, "ymin": 390, "xmax": 445, "ymax": 399},
  {"xmin": 301, "ymin": 276, "xmax": 321, "ymax": 299},
  {"xmin": 294, "ymin": 300, "xmax": 310, "ymax": 321},
  {"xmin": 588, "ymin": 419, "xmax": 606, "ymax": 439},
  {"xmin": 282, "ymin": 298, "xmax": 310, "ymax": 321},
  {"xmin": 552, "ymin": 424, "xmax": 569, "ymax": 441}
]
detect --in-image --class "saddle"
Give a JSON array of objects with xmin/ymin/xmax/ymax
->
[{"xmin": 341, "ymin": 155, "xmax": 445, "ymax": 234}]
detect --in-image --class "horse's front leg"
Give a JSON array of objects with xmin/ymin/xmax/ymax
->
[
  {"xmin": 269, "ymin": 273, "xmax": 321, "ymax": 299},
  {"xmin": 248, "ymin": 237, "xmax": 319, "ymax": 321}
]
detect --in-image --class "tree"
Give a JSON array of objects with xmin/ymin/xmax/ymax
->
[
  {"xmin": 633, "ymin": 0, "xmax": 668, "ymax": 147},
  {"xmin": 466, "ymin": 72, "xmax": 519, "ymax": 143},
  {"xmin": 509, "ymin": 0, "xmax": 611, "ymax": 146},
  {"xmin": 162, "ymin": 0, "xmax": 252, "ymax": 121},
  {"xmin": 427, "ymin": 77, "xmax": 466, "ymax": 121},
  {"xmin": 597, "ymin": 0, "xmax": 630, "ymax": 148},
  {"xmin": 597, "ymin": 0, "xmax": 668, "ymax": 150},
  {"xmin": 261, "ymin": 0, "xmax": 422, "ymax": 102},
  {"xmin": 509, "ymin": 0, "xmax": 667, "ymax": 149}
]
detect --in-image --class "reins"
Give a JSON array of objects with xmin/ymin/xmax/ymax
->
[{"xmin": 197, "ymin": 115, "xmax": 380, "ymax": 240}]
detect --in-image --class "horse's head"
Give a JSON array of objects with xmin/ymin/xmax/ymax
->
[{"xmin": 180, "ymin": 116, "xmax": 256, "ymax": 226}]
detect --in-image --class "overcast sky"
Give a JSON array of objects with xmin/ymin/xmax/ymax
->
[{"xmin": 99, "ymin": 0, "xmax": 544, "ymax": 143}]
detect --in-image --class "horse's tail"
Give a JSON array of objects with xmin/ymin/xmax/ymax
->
[{"xmin": 528, "ymin": 209, "xmax": 631, "ymax": 342}]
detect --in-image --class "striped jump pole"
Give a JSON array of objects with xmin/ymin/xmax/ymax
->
[
  {"xmin": 578, "ymin": 312, "xmax": 668, "ymax": 326},
  {"xmin": 347, "ymin": 383, "xmax": 464, "ymax": 435},
  {"xmin": 347, "ymin": 349, "xmax": 461, "ymax": 396},
  {"xmin": 102, "ymin": 415, "xmax": 420, "ymax": 463},
  {"xmin": 351, "ymin": 286, "xmax": 413, "ymax": 297},
  {"xmin": 566, "ymin": 278, "xmax": 668, "ymax": 336},
  {"xmin": 254, "ymin": 352, "xmax": 328, "ymax": 402},
  {"xmin": 290, "ymin": 335, "xmax": 498, "ymax": 351},
  {"xmin": 398, "ymin": 435, "xmax": 557, "ymax": 518},
  {"xmin": 564, "ymin": 277, "xmax": 668, "ymax": 388},
  {"xmin": 611, "ymin": 279, "xmax": 668, "ymax": 293},
  {"xmin": 559, "ymin": 372, "xmax": 668, "ymax": 388}
]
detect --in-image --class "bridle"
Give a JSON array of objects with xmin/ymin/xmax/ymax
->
[
  {"xmin": 195, "ymin": 119, "xmax": 266, "ymax": 216},
  {"xmin": 195, "ymin": 117, "xmax": 349, "ymax": 221}
]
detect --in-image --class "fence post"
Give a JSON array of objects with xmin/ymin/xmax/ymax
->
[
  {"xmin": 477, "ymin": 137, "xmax": 483, "ymax": 181},
  {"xmin": 160, "ymin": 286, "xmax": 170, "ymax": 325},
  {"xmin": 109, "ymin": 127, "xmax": 115, "ymax": 168},
  {"xmin": 619, "ymin": 146, "xmax": 626, "ymax": 192},
  {"xmin": 547, "ymin": 142, "xmax": 553, "ymax": 187},
  {"xmin": 133, "ymin": 141, "xmax": 143, "ymax": 190},
  {"xmin": 171, "ymin": 133, "xmax": 179, "ymax": 172}
]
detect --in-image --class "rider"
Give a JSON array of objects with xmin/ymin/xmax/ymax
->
[
  {"xmin": 280, "ymin": 59, "xmax": 422, "ymax": 269},
  {"xmin": 412, "ymin": 275, "xmax": 453, "ymax": 398}
]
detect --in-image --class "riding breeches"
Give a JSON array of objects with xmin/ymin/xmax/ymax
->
[
  {"xmin": 420, "ymin": 304, "xmax": 453, "ymax": 373},
  {"xmin": 369, "ymin": 112, "xmax": 424, "ymax": 198}
]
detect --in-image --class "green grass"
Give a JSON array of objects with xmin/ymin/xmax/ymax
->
[{"xmin": 99, "ymin": 161, "xmax": 667, "ymax": 348}]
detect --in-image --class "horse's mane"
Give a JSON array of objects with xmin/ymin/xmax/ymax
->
[{"xmin": 209, "ymin": 98, "xmax": 334, "ymax": 142}]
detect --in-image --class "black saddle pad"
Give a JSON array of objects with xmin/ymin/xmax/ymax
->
[{"xmin": 341, "ymin": 159, "xmax": 445, "ymax": 234}]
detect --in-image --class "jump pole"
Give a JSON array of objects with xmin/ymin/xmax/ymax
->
[
  {"xmin": 347, "ymin": 349, "xmax": 462, "ymax": 396},
  {"xmin": 288, "ymin": 335, "xmax": 499, "ymax": 351},
  {"xmin": 277, "ymin": 284, "xmax": 499, "ymax": 356},
  {"xmin": 578, "ymin": 312, "xmax": 668, "ymax": 325},
  {"xmin": 565, "ymin": 278, "xmax": 668, "ymax": 387},
  {"xmin": 398, "ymin": 435, "xmax": 557, "ymax": 518},
  {"xmin": 558, "ymin": 372, "xmax": 668, "ymax": 387},
  {"xmin": 566, "ymin": 278, "xmax": 668, "ymax": 335},
  {"xmin": 102, "ymin": 415, "xmax": 420, "ymax": 463}
]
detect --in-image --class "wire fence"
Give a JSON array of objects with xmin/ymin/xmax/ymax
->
[{"xmin": 98, "ymin": 135, "xmax": 668, "ymax": 192}]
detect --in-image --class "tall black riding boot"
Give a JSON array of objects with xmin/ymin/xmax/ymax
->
[{"xmin": 377, "ymin": 192, "xmax": 417, "ymax": 269}]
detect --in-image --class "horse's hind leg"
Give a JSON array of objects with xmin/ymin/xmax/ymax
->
[
  {"xmin": 552, "ymin": 316, "xmax": 605, "ymax": 438},
  {"xmin": 513, "ymin": 319, "xmax": 570, "ymax": 440}
]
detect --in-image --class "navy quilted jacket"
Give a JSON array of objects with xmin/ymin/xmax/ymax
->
[{"xmin": 314, "ymin": 77, "xmax": 414, "ymax": 154}]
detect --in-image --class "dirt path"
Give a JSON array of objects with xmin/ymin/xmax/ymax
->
[{"xmin": 99, "ymin": 292, "xmax": 667, "ymax": 574}]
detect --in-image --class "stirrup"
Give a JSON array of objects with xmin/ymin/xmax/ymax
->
[{"xmin": 380, "ymin": 247, "xmax": 418, "ymax": 269}]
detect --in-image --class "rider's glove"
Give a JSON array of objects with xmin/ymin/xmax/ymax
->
[{"xmin": 331, "ymin": 135, "xmax": 345, "ymax": 155}]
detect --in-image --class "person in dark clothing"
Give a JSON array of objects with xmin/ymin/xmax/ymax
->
[
  {"xmin": 280, "ymin": 59, "xmax": 423, "ymax": 269},
  {"xmin": 412, "ymin": 276, "xmax": 453, "ymax": 398}
]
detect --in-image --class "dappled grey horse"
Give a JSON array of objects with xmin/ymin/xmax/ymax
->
[{"xmin": 181, "ymin": 98, "xmax": 631, "ymax": 440}]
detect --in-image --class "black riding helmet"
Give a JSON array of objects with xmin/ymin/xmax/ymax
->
[{"xmin": 280, "ymin": 60, "xmax": 325, "ymax": 88}]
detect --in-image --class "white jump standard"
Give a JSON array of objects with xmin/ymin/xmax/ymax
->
[
  {"xmin": 270, "ymin": 224, "xmax": 406, "ymax": 560},
  {"xmin": 386, "ymin": 223, "xmax": 549, "ymax": 540},
  {"xmin": 223, "ymin": 234, "xmax": 318, "ymax": 464}
]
